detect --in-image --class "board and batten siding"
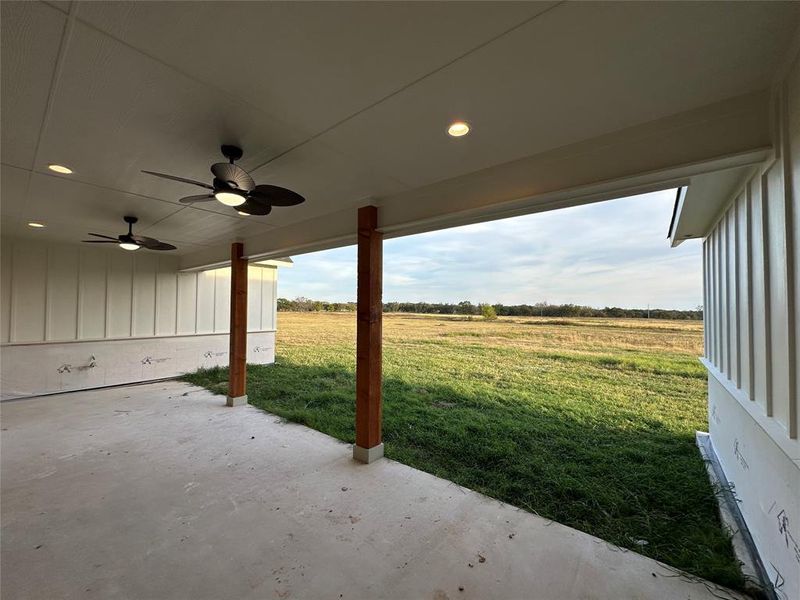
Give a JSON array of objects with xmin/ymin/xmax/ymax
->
[
  {"xmin": 1, "ymin": 239, "xmax": 279, "ymax": 400},
  {"xmin": 701, "ymin": 56, "xmax": 800, "ymax": 600},
  {"xmin": 0, "ymin": 238, "xmax": 277, "ymax": 344}
]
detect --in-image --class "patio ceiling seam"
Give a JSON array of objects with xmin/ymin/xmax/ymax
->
[{"xmin": 245, "ymin": 1, "xmax": 567, "ymax": 174}]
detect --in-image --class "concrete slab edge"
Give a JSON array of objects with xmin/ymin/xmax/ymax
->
[{"xmin": 696, "ymin": 431, "xmax": 774, "ymax": 600}]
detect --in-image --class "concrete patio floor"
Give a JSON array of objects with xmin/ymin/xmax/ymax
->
[{"xmin": 1, "ymin": 381, "xmax": 744, "ymax": 600}]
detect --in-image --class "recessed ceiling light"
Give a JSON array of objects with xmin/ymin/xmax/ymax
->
[
  {"xmin": 447, "ymin": 121, "xmax": 470, "ymax": 137},
  {"xmin": 27, "ymin": 222, "xmax": 46, "ymax": 228},
  {"xmin": 47, "ymin": 164, "xmax": 73, "ymax": 174}
]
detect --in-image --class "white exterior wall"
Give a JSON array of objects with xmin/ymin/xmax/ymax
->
[
  {"xmin": 702, "ymin": 54, "xmax": 800, "ymax": 599},
  {"xmin": 0, "ymin": 239, "xmax": 278, "ymax": 399}
]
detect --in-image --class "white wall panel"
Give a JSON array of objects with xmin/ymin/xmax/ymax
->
[
  {"xmin": 749, "ymin": 180, "xmax": 769, "ymax": 412},
  {"xmin": 1, "ymin": 242, "xmax": 11, "ymax": 343},
  {"xmin": 1, "ymin": 331, "xmax": 276, "ymax": 400},
  {"xmin": 262, "ymin": 266, "xmax": 277, "ymax": 331},
  {"xmin": 132, "ymin": 253, "xmax": 157, "ymax": 337},
  {"xmin": 46, "ymin": 245, "xmax": 80, "ymax": 342},
  {"xmin": 725, "ymin": 212, "xmax": 737, "ymax": 381},
  {"xmin": 195, "ymin": 270, "xmax": 216, "ymax": 334},
  {"xmin": 0, "ymin": 241, "xmax": 280, "ymax": 343},
  {"xmin": 701, "ymin": 56, "xmax": 800, "ymax": 600},
  {"xmin": 176, "ymin": 272, "xmax": 197, "ymax": 334},
  {"xmin": 247, "ymin": 266, "xmax": 263, "ymax": 331},
  {"xmin": 736, "ymin": 192, "xmax": 752, "ymax": 397},
  {"xmin": 790, "ymin": 50, "xmax": 800, "ymax": 441},
  {"xmin": 213, "ymin": 267, "xmax": 230, "ymax": 333},
  {"xmin": 79, "ymin": 249, "xmax": 107, "ymax": 339},
  {"xmin": 107, "ymin": 251, "xmax": 134, "ymax": 338},
  {"xmin": 155, "ymin": 255, "xmax": 178, "ymax": 336},
  {"xmin": 716, "ymin": 228, "xmax": 725, "ymax": 369},
  {"xmin": 707, "ymin": 374, "xmax": 799, "ymax": 600},
  {"xmin": 11, "ymin": 242, "xmax": 47, "ymax": 342},
  {"xmin": 766, "ymin": 164, "xmax": 790, "ymax": 430}
]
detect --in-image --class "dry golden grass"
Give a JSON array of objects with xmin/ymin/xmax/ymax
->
[{"xmin": 279, "ymin": 312, "xmax": 704, "ymax": 357}]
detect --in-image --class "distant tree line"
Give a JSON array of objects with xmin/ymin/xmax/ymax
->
[{"xmin": 277, "ymin": 297, "xmax": 703, "ymax": 320}]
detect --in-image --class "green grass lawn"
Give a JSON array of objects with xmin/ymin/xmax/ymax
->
[{"xmin": 183, "ymin": 312, "xmax": 743, "ymax": 591}]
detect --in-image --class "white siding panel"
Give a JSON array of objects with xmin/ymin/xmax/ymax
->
[
  {"xmin": 155, "ymin": 256, "xmax": 178, "ymax": 336},
  {"xmin": 717, "ymin": 228, "xmax": 726, "ymax": 371},
  {"xmin": 750, "ymin": 180, "xmax": 768, "ymax": 412},
  {"xmin": 106, "ymin": 252, "xmax": 134, "ymax": 338},
  {"xmin": 702, "ymin": 239, "xmax": 709, "ymax": 359},
  {"xmin": 79, "ymin": 249, "xmax": 107, "ymax": 340},
  {"xmin": 214, "ymin": 268, "xmax": 230, "ymax": 333},
  {"xmin": 1, "ymin": 241, "xmax": 279, "ymax": 344},
  {"xmin": 11, "ymin": 242, "xmax": 47, "ymax": 342},
  {"xmin": 725, "ymin": 211, "xmax": 736, "ymax": 381},
  {"xmin": 766, "ymin": 165, "xmax": 790, "ymax": 430},
  {"xmin": 247, "ymin": 266, "xmax": 263, "ymax": 331},
  {"xmin": 737, "ymin": 191, "xmax": 752, "ymax": 398},
  {"xmin": 712, "ymin": 230, "xmax": 720, "ymax": 367},
  {"xmin": 132, "ymin": 253, "xmax": 157, "ymax": 337},
  {"xmin": 46, "ymin": 245, "xmax": 79, "ymax": 341},
  {"xmin": 176, "ymin": 272, "xmax": 197, "ymax": 334},
  {"xmin": 701, "ymin": 63, "xmax": 800, "ymax": 598},
  {"xmin": 1, "ymin": 240, "xmax": 11, "ymax": 343},
  {"xmin": 789, "ymin": 51, "xmax": 800, "ymax": 439},
  {"xmin": 261, "ymin": 267, "xmax": 277, "ymax": 331},
  {"xmin": 196, "ymin": 270, "xmax": 215, "ymax": 334}
]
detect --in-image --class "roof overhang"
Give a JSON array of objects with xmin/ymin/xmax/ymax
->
[
  {"xmin": 254, "ymin": 257, "xmax": 294, "ymax": 268},
  {"xmin": 667, "ymin": 161, "xmax": 766, "ymax": 247}
]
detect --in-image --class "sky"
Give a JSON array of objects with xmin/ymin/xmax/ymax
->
[{"xmin": 278, "ymin": 189, "xmax": 703, "ymax": 310}]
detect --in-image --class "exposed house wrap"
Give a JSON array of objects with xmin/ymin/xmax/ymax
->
[
  {"xmin": 0, "ymin": 239, "xmax": 281, "ymax": 399},
  {"xmin": 676, "ymin": 53, "xmax": 800, "ymax": 599}
]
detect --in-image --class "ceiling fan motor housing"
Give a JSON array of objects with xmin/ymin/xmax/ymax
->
[{"xmin": 221, "ymin": 145, "xmax": 243, "ymax": 162}]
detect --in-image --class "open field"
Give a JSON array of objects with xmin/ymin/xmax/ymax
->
[{"xmin": 184, "ymin": 312, "xmax": 743, "ymax": 590}]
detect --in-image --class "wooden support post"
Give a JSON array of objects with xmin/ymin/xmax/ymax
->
[
  {"xmin": 227, "ymin": 242, "xmax": 248, "ymax": 407},
  {"xmin": 354, "ymin": 206, "xmax": 384, "ymax": 463}
]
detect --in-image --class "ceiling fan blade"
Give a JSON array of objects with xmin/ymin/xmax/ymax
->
[
  {"xmin": 131, "ymin": 235, "xmax": 177, "ymax": 251},
  {"xmin": 248, "ymin": 184, "xmax": 305, "ymax": 207},
  {"xmin": 82, "ymin": 240, "xmax": 119, "ymax": 244},
  {"xmin": 211, "ymin": 163, "xmax": 255, "ymax": 191},
  {"xmin": 237, "ymin": 200, "xmax": 272, "ymax": 216},
  {"xmin": 141, "ymin": 170, "xmax": 213, "ymax": 190},
  {"xmin": 88, "ymin": 232, "xmax": 119, "ymax": 241},
  {"xmin": 179, "ymin": 194, "xmax": 215, "ymax": 204}
]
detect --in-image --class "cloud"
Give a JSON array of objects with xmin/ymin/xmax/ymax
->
[{"xmin": 278, "ymin": 189, "xmax": 702, "ymax": 309}]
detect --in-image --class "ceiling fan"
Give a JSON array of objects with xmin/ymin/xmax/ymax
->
[
  {"xmin": 82, "ymin": 216, "xmax": 177, "ymax": 251},
  {"xmin": 141, "ymin": 145, "xmax": 305, "ymax": 216}
]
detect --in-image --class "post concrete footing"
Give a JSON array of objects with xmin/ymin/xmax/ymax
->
[
  {"xmin": 226, "ymin": 395, "xmax": 248, "ymax": 407},
  {"xmin": 353, "ymin": 442, "xmax": 384, "ymax": 464}
]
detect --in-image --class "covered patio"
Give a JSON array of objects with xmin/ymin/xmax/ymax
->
[
  {"xmin": 2, "ymin": 1, "xmax": 800, "ymax": 598},
  {"xmin": 1, "ymin": 380, "xmax": 743, "ymax": 600}
]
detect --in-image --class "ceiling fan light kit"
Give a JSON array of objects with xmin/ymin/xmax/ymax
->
[
  {"xmin": 82, "ymin": 216, "xmax": 177, "ymax": 252},
  {"xmin": 214, "ymin": 190, "xmax": 246, "ymax": 206},
  {"xmin": 141, "ymin": 145, "xmax": 305, "ymax": 215},
  {"xmin": 119, "ymin": 240, "xmax": 140, "ymax": 251}
]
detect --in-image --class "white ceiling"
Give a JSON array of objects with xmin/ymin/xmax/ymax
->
[{"xmin": 2, "ymin": 1, "xmax": 799, "ymax": 259}]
